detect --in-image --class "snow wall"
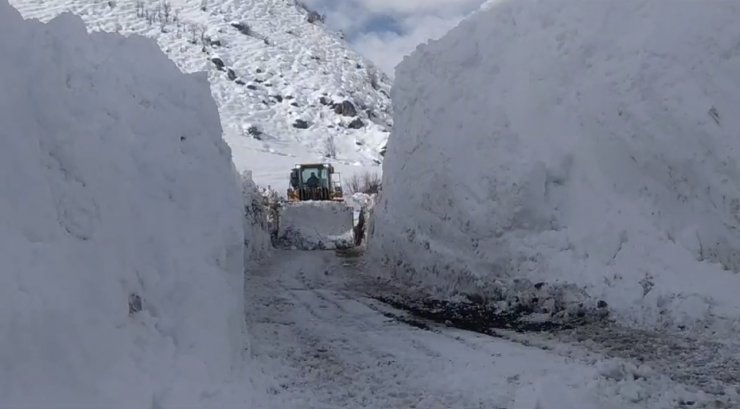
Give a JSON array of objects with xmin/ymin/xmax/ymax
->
[
  {"xmin": 0, "ymin": 2, "xmax": 268, "ymax": 407},
  {"xmin": 371, "ymin": 0, "xmax": 740, "ymax": 333}
]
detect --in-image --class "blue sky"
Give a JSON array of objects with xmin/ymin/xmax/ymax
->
[{"xmin": 302, "ymin": 0, "xmax": 485, "ymax": 75}]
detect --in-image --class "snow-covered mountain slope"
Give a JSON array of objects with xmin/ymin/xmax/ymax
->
[
  {"xmin": 371, "ymin": 0, "xmax": 740, "ymax": 336},
  {"xmin": 0, "ymin": 2, "xmax": 269, "ymax": 406},
  {"xmin": 9, "ymin": 0, "xmax": 392, "ymax": 187}
]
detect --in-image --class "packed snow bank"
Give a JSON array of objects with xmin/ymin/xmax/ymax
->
[
  {"xmin": 371, "ymin": 0, "xmax": 740, "ymax": 333},
  {"xmin": 241, "ymin": 170, "xmax": 273, "ymax": 265},
  {"xmin": 277, "ymin": 201, "xmax": 355, "ymax": 250},
  {"xmin": 346, "ymin": 192, "xmax": 377, "ymax": 247},
  {"xmin": 0, "ymin": 2, "xmax": 265, "ymax": 407}
]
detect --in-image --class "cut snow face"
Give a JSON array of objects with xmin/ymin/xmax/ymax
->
[
  {"xmin": 9, "ymin": 0, "xmax": 392, "ymax": 185},
  {"xmin": 371, "ymin": 0, "xmax": 740, "ymax": 335},
  {"xmin": 0, "ymin": 2, "xmax": 267, "ymax": 407}
]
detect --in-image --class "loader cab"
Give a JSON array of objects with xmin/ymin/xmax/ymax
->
[{"xmin": 288, "ymin": 163, "xmax": 344, "ymax": 201}]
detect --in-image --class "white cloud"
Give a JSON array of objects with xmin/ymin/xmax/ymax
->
[
  {"xmin": 303, "ymin": 0, "xmax": 485, "ymax": 76},
  {"xmin": 306, "ymin": 1, "xmax": 367, "ymax": 34},
  {"xmin": 353, "ymin": 14, "xmax": 468, "ymax": 75},
  {"xmin": 350, "ymin": 0, "xmax": 483, "ymax": 15}
]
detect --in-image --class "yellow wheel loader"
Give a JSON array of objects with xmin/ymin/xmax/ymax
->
[
  {"xmin": 287, "ymin": 163, "xmax": 344, "ymax": 202},
  {"xmin": 276, "ymin": 163, "xmax": 359, "ymax": 250}
]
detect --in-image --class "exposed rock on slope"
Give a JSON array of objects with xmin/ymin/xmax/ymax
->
[{"xmin": 10, "ymin": 0, "xmax": 393, "ymax": 171}]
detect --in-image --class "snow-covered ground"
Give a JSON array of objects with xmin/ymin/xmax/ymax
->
[
  {"xmin": 246, "ymin": 250, "xmax": 738, "ymax": 409},
  {"xmin": 371, "ymin": 0, "xmax": 740, "ymax": 337},
  {"xmin": 0, "ymin": 2, "xmax": 268, "ymax": 406},
  {"xmin": 8, "ymin": 0, "xmax": 391, "ymax": 187}
]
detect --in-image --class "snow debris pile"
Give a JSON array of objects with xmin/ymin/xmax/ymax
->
[
  {"xmin": 0, "ymin": 3, "xmax": 266, "ymax": 407},
  {"xmin": 371, "ymin": 0, "xmax": 740, "ymax": 333}
]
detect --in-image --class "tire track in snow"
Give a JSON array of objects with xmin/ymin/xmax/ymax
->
[
  {"xmin": 247, "ymin": 250, "xmax": 728, "ymax": 409},
  {"xmin": 245, "ymin": 251, "xmax": 513, "ymax": 408}
]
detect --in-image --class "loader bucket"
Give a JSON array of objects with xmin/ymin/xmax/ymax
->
[{"xmin": 276, "ymin": 201, "xmax": 355, "ymax": 250}]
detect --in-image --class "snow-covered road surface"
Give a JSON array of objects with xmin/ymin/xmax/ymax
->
[{"xmin": 245, "ymin": 250, "xmax": 737, "ymax": 409}]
